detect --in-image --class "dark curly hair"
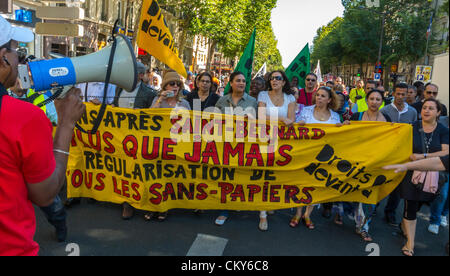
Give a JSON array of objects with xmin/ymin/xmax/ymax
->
[{"xmin": 266, "ymin": 70, "xmax": 293, "ymax": 95}]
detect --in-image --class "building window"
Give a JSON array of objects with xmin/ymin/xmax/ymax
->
[
  {"xmin": 101, "ymin": 0, "xmax": 108, "ymax": 21},
  {"xmin": 84, "ymin": 0, "xmax": 90, "ymax": 18},
  {"xmin": 117, "ymin": 1, "xmax": 122, "ymax": 26},
  {"xmin": 51, "ymin": 43, "xmax": 67, "ymax": 56}
]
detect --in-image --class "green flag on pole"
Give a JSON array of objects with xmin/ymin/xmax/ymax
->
[
  {"xmin": 224, "ymin": 28, "xmax": 256, "ymax": 95},
  {"xmin": 285, "ymin": 44, "xmax": 310, "ymax": 89}
]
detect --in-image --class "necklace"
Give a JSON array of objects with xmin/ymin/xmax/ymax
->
[
  {"xmin": 314, "ymin": 107, "xmax": 329, "ymax": 121},
  {"xmin": 269, "ymin": 91, "xmax": 284, "ymax": 107},
  {"xmin": 423, "ymin": 122, "xmax": 437, "ymax": 153},
  {"xmin": 365, "ymin": 111, "xmax": 380, "ymax": 121}
]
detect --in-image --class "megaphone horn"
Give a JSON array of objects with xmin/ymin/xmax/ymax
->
[{"xmin": 24, "ymin": 34, "xmax": 138, "ymax": 95}]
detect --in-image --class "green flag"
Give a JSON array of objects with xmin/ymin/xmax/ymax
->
[
  {"xmin": 224, "ymin": 28, "xmax": 256, "ymax": 95},
  {"xmin": 285, "ymin": 44, "xmax": 310, "ymax": 89}
]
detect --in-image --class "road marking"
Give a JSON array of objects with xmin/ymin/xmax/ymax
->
[{"xmin": 186, "ymin": 234, "xmax": 228, "ymax": 256}]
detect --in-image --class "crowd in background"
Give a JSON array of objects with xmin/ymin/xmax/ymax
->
[{"xmin": 7, "ymin": 60, "xmax": 449, "ymax": 257}]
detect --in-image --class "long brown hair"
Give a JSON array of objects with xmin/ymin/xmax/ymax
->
[{"xmin": 313, "ymin": 86, "xmax": 339, "ymax": 111}]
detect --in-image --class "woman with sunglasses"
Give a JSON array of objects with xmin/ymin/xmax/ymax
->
[
  {"xmin": 147, "ymin": 71, "xmax": 190, "ymax": 221},
  {"xmin": 290, "ymin": 86, "xmax": 346, "ymax": 230},
  {"xmin": 151, "ymin": 71, "xmax": 190, "ymax": 110},
  {"xmin": 256, "ymin": 70, "xmax": 297, "ymax": 231}
]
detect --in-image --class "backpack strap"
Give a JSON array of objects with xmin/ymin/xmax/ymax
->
[{"xmin": 303, "ymin": 89, "xmax": 309, "ymax": 106}]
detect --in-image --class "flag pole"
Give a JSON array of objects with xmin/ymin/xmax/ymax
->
[{"xmin": 425, "ymin": 1, "xmax": 439, "ymax": 66}]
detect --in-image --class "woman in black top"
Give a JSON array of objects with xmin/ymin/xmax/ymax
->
[
  {"xmin": 350, "ymin": 89, "xmax": 391, "ymax": 122},
  {"xmin": 349, "ymin": 89, "xmax": 390, "ymax": 242},
  {"xmin": 186, "ymin": 72, "xmax": 221, "ymax": 111},
  {"xmin": 399, "ymin": 99, "xmax": 449, "ymax": 256}
]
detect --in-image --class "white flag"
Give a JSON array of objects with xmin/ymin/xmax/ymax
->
[
  {"xmin": 314, "ymin": 60, "xmax": 323, "ymax": 83},
  {"xmin": 253, "ymin": 63, "xmax": 267, "ymax": 79}
]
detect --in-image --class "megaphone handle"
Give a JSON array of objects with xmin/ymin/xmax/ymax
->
[{"xmin": 36, "ymin": 87, "xmax": 65, "ymax": 108}]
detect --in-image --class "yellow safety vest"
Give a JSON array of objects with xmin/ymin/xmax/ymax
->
[
  {"xmin": 356, "ymin": 98, "xmax": 385, "ymax": 113},
  {"xmin": 26, "ymin": 89, "xmax": 47, "ymax": 114}
]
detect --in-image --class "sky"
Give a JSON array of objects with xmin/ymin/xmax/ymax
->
[{"xmin": 271, "ymin": 0, "xmax": 345, "ymax": 68}]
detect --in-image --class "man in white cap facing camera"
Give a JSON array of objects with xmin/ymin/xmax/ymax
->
[{"xmin": 0, "ymin": 16, "xmax": 85, "ymax": 256}]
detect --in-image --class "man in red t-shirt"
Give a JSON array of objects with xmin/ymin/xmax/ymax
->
[
  {"xmin": 297, "ymin": 73, "xmax": 318, "ymax": 106},
  {"xmin": 0, "ymin": 16, "xmax": 85, "ymax": 256}
]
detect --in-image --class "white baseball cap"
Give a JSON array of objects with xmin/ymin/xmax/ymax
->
[{"xmin": 0, "ymin": 15, "xmax": 34, "ymax": 46}]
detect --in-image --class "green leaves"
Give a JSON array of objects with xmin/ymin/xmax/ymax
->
[
  {"xmin": 312, "ymin": 0, "xmax": 433, "ymax": 73},
  {"xmin": 159, "ymin": 0, "xmax": 282, "ymax": 71}
]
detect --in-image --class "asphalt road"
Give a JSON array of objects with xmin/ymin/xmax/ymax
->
[{"xmin": 34, "ymin": 191, "xmax": 449, "ymax": 257}]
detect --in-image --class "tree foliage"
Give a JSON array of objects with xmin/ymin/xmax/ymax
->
[
  {"xmin": 311, "ymin": 0, "xmax": 433, "ymax": 75},
  {"xmin": 158, "ymin": 0, "xmax": 282, "ymax": 71}
]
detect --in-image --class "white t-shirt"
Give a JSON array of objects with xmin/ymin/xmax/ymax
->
[
  {"xmin": 257, "ymin": 91, "xmax": 296, "ymax": 119},
  {"xmin": 118, "ymin": 82, "xmax": 141, "ymax": 108},
  {"xmin": 299, "ymin": 105, "xmax": 341, "ymax": 124},
  {"xmin": 76, "ymin": 82, "xmax": 116, "ymax": 105}
]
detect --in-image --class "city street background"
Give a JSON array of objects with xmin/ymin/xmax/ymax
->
[{"xmin": 35, "ymin": 192, "xmax": 449, "ymax": 256}]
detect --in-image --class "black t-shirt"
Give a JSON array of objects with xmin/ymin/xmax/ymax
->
[
  {"xmin": 186, "ymin": 91, "xmax": 221, "ymax": 111},
  {"xmin": 350, "ymin": 112, "xmax": 392, "ymax": 122},
  {"xmin": 400, "ymin": 121, "xmax": 450, "ymax": 201},
  {"xmin": 412, "ymin": 101, "xmax": 448, "ymax": 120}
]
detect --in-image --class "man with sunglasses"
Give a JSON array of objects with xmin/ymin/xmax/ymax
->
[
  {"xmin": 412, "ymin": 83, "xmax": 448, "ymax": 120},
  {"xmin": 297, "ymin": 73, "xmax": 318, "ymax": 106},
  {"xmin": 0, "ymin": 16, "xmax": 85, "ymax": 256}
]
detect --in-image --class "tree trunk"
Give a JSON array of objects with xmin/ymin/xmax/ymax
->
[
  {"xmin": 206, "ymin": 40, "xmax": 217, "ymax": 72},
  {"xmin": 131, "ymin": 0, "xmax": 143, "ymax": 49},
  {"xmin": 124, "ymin": 0, "xmax": 131, "ymax": 31},
  {"xmin": 177, "ymin": 21, "xmax": 189, "ymax": 61}
]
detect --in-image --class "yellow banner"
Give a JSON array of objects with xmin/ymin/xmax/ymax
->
[
  {"xmin": 137, "ymin": 0, "xmax": 187, "ymax": 78},
  {"xmin": 67, "ymin": 103, "xmax": 412, "ymax": 212}
]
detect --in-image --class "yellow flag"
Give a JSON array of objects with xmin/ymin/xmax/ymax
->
[{"xmin": 137, "ymin": 0, "xmax": 187, "ymax": 78}]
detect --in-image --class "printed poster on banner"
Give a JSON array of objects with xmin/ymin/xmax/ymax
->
[
  {"xmin": 415, "ymin": 65, "xmax": 433, "ymax": 83},
  {"xmin": 66, "ymin": 104, "xmax": 412, "ymax": 212}
]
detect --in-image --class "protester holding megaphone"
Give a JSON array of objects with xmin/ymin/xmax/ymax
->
[{"xmin": 0, "ymin": 16, "xmax": 85, "ymax": 256}]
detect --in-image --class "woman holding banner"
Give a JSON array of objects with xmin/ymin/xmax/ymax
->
[
  {"xmin": 290, "ymin": 86, "xmax": 345, "ymax": 230},
  {"xmin": 151, "ymin": 71, "xmax": 190, "ymax": 110},
  {"xmin": 186, "ymin": 72, "xmax": 220, "ymax": 111},
  {"xmin": 146, "ymin": 71, "xmax": 190, "ymax": 221},
  {"xmin": 397, "ymin": 99, "xmax": 448, "ymax": 256},
  {"xmin": 257, "ymin": 70, "xmax": 297, "ymax": 231},
  {"xmin": 214, "ymin": 71, "xmax": 258, "ymax": 227},
  {"xmin": 349, "ymin": 89, "xmax": 391, "ymax": 242}
]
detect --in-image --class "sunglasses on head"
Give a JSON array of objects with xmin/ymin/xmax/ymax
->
[
  {"xmin": 319, "ymin": 86, "xmax": 332, "ymax": 92},
  {"xmin": 270, "ymin": 76, "xmax": 284, "ymax": 81}
]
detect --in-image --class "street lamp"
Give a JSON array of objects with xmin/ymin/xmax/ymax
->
[{"xmin": 355, "ymin": 6, "xmax": 390, "ymax": 85}]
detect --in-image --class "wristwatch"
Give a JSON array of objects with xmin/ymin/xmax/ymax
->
[{"xmin": 424, "ymin": 153, "xmax": 428, "ymax": 159}]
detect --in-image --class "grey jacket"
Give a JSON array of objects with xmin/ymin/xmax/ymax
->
[{"xmin": 380, "ymin": 103, "xmax": 417, "ymax": 124}]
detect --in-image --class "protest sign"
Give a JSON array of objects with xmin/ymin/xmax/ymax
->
[{"xmin": 67, "ymin": 103, "xmax": 412, "ymax": 212}]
